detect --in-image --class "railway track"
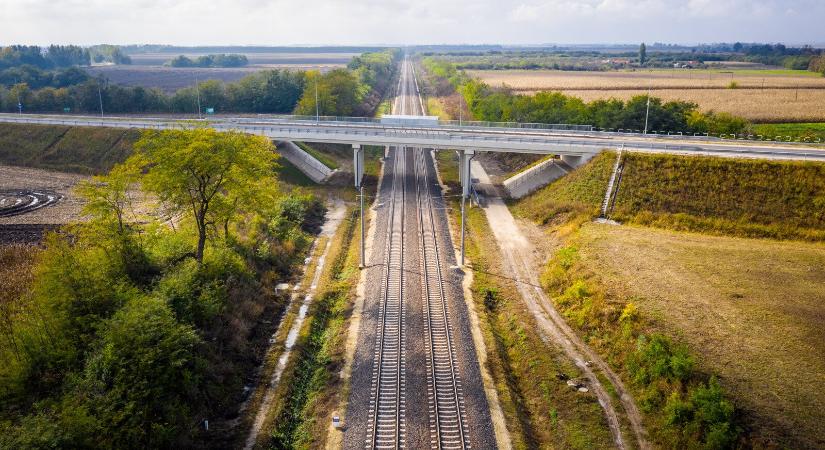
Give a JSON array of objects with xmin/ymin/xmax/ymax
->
[
  {"xmin": 414, "ymin": 147, "xmax": 470, "ymax": 450},
  {"xmin": 365, "ymin": 56, "xmax": 471, "ymax": 450},
  {"xmin": 366, "ymin": 146, "xmax": 407, "ymax": 449}
]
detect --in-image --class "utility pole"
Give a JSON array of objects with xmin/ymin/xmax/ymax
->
[
  {"xmin": 14, "ymin": 78, "xmax": 22, "ymax": 115},
  {"xmin": 98, "ymin": 84, "xmax": 104, "ymax": 118},
  {"xmin": 195, "ymin": 77, "xmax": 202, "ymax": 119},
  {"xmin": 643, "ymin": 87, "xmax": 651, "ymax": 135},
  {"xmin": 315, "ymin": 75, "xmax": 319, "ymax": 122}
]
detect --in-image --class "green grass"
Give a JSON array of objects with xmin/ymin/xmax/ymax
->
[
  {"xmin": 613, "ymin": 153, "xmax": 825, "ymax": 240},
  {"xmin": 515, "ymin": 150, "xmax": 825, "ymax": 241},
  {"xmin": 0, "ymin": 123, "xmax": 139, "ymax": 174},
  {"xmin": 511, "ymin": 151, "xmax": 616, "ymax": 226},
  {"xmin": 751, "ymin": 122, "xmax": 825, "ymax": 141}
]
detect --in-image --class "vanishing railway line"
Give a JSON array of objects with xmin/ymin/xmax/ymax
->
[
  {"xmin": 414, "ymin": 146, "xmax": 469, "ymax": 449},
  {"xmin": 366, "ymin": 145, "xmax": 408, "ymax": 449},
  {"xmin": 364, "ymin": 56, "xmax": 471, "ymax": 450}
]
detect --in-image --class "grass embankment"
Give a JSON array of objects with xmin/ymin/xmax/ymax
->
[
  {"xmin": 612, "ymin": 154, "xmax": 825, "ymax": 241},
  {"xmin": 0, "ymin": 123, "xmax": 139, "ymax": 174},
  {"xmin": 511, "ymin": 151, "xmax": 616, "ymax": 230},
  {"xmin": 435, "ymin": 150, "xmax": 616, "ymax": 449},
  {"xmin": 513, "ymin": 152, "xmax": 825, "ymax": 448},
  {"xmin": 751, "ymin": 122, "xmax": 825, "ymax": 141},
  {"xmin": 516, "ymin": 151, "xmax": 825, "ymax": 241}
]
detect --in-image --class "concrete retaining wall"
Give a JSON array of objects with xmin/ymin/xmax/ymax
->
[
  {"xmin": 276, "ymin": 141, "xmax": 335, "ymax": 183},
  {"xmin": 503, "ymin": 158, "xmax": 569, "ymax": 199}
]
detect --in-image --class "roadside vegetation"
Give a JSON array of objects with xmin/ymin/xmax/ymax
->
[
  {"xmin": 0, "ymin": 129, "xmax": 326, "ymax": 447},
  {"xmin": 752, "ymin": 122, "xmax": 825, "ymax": 141},
  {"xmin": 0, "ymin": 49, "xmax": 399, "ymax": 116},
  {"xmin": 422, "ymin": 58, "xmax": 749, "ymax": 135}
]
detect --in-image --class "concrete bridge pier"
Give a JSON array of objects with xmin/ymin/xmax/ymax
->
[
  {"xmin": 459, "ymin": 149, "xmax": 475, "ymax": 266},
  {"xmin": 353, "ymin": 144, "xmax": 365, "ymax": 268}
]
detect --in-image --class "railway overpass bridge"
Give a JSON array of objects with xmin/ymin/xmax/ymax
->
[{"xmin": 2, "ymin": 111, "xmax": 824, "ymax": 267}]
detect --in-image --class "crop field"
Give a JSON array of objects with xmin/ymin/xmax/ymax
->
[
  {"xmin": 88, "ymin": 63, "xmax": 341, "ymax": 93},
  {"xmin": 89, "ymin": 52, "xmax": 356, "ymax": 92},
  {"xmin": 469, "ymin": 69, "xmax": 825, "ymax": 122},
  {"xmin": 125, "ymin": 51, "xmax": 359, "ymax": 66}
]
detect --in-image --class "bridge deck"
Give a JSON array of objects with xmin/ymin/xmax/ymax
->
[{"xmin": 1, "ymin": 113, "xmax": 824, "ymax": 161}]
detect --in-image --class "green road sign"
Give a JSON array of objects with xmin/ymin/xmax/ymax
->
[
  {"xmin": 63, "ymin": 107, "xmax": 71, "ymax": 113},
  {"xmin": 205, "ymin": 107, "xmax": 215, "ymax": 114}
]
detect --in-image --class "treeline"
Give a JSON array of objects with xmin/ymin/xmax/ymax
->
[
  {"xmin": 809, "ymin": 55, "xmax": 825, "ymax": 76},
  {"xmin": 166, "ymin": 54, "xmax": 248, "ymax": 68},
  {"xmin": 1, "ymin": 49, "xmax": 399, "ymax": 116},
  {"xmin": 0, "ymin": 129, "xmax": 325, "ymax": 447},
  {"xmin": 0, "ymin": 45, "xmax": 90, "ymax": 70},
  {"xmin": 422, "ymin": 58, "xmax": 748, "ymax": 135},
  {"xmin": 88, "ymin": 45, "xmax": 132, "ymax": 65},
  {"xmin": 295, "ymin": 49, "xmax": 401, "ymax": 117}
]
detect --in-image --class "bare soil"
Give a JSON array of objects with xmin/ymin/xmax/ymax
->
[{"xmin": 0, "ymin": 165, "xmax": 86, "ymax": 226}]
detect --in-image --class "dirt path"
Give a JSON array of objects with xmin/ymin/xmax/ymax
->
[
  {"xmin": 433, "ymin": 151, "xmax": 512, "ymax": 450},
  {"xmin": 471, "ymin": 160, "xmax": 650, "ymax": 450},
  {"xmin": 243, "ymin": 198, "xmax": 347, "ymax": 450}
]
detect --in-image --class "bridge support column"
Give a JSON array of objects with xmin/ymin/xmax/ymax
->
[
  {"xmin": 459, "ymin": 149, "xmax": 475, "ymax": 267},
  {"xmin": 353, "ymin": 144, "xmax": 365, "ymax": 268}
]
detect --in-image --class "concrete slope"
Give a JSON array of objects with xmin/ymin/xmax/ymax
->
[
  {"xmin": 276, "ymin": 141, "xmax": 334, "ymax": 183},
  {"xmin": 503, "ymin": 158, "xmax": 568, "ymax": 199}
]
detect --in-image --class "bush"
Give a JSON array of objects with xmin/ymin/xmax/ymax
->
[
  {"xmin": 79, "ymin": 296, "xmax": 203, "ymax": 448},
  {"xmin": 627, "ymin": 334, "xmax": 694, "ymax": 385}
]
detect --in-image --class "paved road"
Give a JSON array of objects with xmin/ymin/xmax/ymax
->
[{"xmin": 343, "ymin": 57, "xmax": 496, "ymax": 449}]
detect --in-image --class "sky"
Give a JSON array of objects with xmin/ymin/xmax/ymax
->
[{"xmin": 1, "ymin": 0, "xmax": 824, "ymax": 46}]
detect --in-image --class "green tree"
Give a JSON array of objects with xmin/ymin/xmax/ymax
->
[
  {"xmin": 80, "ymin": 296, "xmax": 202, "ymax": 448},
  {"xmin": 132, "ymin": 129, "xmax": 275, "ymax": 262},
  {"xmin": 639, "ymin": 42, "xmax": 647, "ymax": 66},
  {"xmin": 76, "ymin": 164, "xmax": 139, "ymax": 234}
]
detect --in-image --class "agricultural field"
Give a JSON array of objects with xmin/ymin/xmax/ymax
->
[
  {"xmin": 469, "ymin": 69, "xmax": 825, "ymax": 122},
  {"xmin": 89, "ymin": 52, "xmax": 356, "ymax": 92},
  {"xmin": 125, "ymin": 51, "xmax": 358, "ymax": 67}
]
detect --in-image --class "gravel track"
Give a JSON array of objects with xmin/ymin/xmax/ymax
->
[{"xmin": 343, "ymin": 57, "xmax": 496, "ymax": 450}]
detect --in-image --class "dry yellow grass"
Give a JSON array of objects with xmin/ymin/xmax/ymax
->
[
  {"xmin": 469, "ymin": 69, "xmax": 825, "ymax": 91},
  {"xmin": 559, "ymin": 88, "xmax": 825, "ymax": 122},
  {"xmin": 577, "ymin": 223, "xmax": 825, "ymax": 448},
  {"xmin": 469, "ymin": 69, "xmax": 825, "ymax": 122}
]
